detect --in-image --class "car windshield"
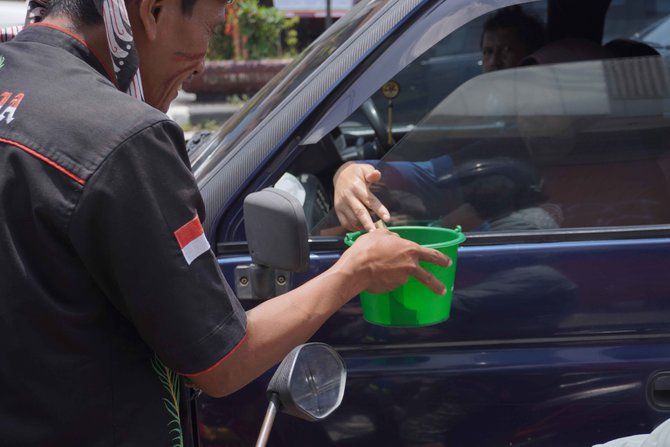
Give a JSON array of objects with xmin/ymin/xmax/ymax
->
[
  {"xmin": 635, "ymin": 14, "xmax": 670, "ymax": 48},
  {"xmin": 189, "ymin": 0, "xmax": 389, "ymax": 177}
]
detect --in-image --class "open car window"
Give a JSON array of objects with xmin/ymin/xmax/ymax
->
[
  {"xmin": 276, "ymin": 0, "xmax": 670, "ymax": 237},
  {"xmin": 363, "ymin": 55, "xmax": 670, "ymax": 233}
]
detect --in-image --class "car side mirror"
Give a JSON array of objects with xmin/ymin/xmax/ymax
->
[{"xmin": 236, "ymin": 188, "xmax": 310, "ymax": 300}]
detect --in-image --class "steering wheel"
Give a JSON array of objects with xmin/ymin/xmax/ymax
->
[{"xmin": 360, "ymin": 98, "xmax": 392, "ymax": 153}]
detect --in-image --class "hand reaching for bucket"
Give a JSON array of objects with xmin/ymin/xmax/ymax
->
[{"xmin": 333, "ymin": 162, "xmax": 391, "ymax": 232}]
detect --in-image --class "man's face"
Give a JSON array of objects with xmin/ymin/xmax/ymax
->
[
  {"xmin": 481, "ymin": 27, "xmax": 528, "ymax": 73},
  {"xmin": 132, "ymin": 0, "xmax": 229, "ymax": 112}
]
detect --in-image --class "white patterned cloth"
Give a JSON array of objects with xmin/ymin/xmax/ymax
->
[
  {"xmin": 1, "ymin": 0, "xmax": 143, "ymax": 101},
  {"xmin": 594, "ymin": 418, "xmax": 670, "ymax": 447},
  {"xmin": 0, "ymin": 1, "xmax": 47, "ymax": 42}
]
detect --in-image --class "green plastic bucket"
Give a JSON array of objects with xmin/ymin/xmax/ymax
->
[{"xmin": 344, "ymin": 226, "xmax": 466, "ymax": 327}]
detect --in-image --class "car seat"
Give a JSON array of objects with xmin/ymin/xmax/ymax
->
[
  {"xmin": 521, "ymin": 0, "xmax": 615, "ymax": 67},
  {"xmin": 520, "ymin": 37, "xmax": 615, "ymax": 66},
  {"xmin": 603, "ymin": 39, "xmax": 660, "ymax": 58}
]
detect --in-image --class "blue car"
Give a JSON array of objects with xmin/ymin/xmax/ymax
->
[{"xmin": 188, "ymin": 0, "xmax": 670, "ymax": 445}]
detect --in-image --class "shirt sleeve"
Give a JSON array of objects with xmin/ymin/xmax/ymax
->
[
  {"xmin": 68, "ymin": 120, "xmax": 246, "ymax": 375},
  {"xmin": 358, "ymin": 156, "xmax": 454, "ymax": 191}
]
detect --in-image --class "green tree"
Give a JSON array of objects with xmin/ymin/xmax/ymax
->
[{"xmin": 207, "ymin": 1, "xmax": 299, "ymax": 61}]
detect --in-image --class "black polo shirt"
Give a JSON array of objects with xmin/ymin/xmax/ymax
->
[{"xmin": 0, "ymin": 25, "xmax": 246, "ymax": 446}]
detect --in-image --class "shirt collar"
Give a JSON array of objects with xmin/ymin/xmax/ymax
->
[{"xmin": 14, "ymin": 23, "xmax": 118, "ymax": 88}]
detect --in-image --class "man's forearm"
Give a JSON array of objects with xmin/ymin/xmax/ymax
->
[{"xmin": 189, "ymin": 263, "xmax": 358, "ymax": 397}]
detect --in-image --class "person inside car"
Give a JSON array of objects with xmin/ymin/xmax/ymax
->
[
  {"xmin": 481, "ymin": 5, "xmax": 546, "ymax": 73},
  {"xmin": 0, "ymin": 1, "xmax": 453, "ymax": 446},
  {"xmin": 331, "ymin": 6, "xmax": 550, "ymax": 233}
]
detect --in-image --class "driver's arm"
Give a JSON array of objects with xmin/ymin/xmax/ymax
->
[
  {"xmin": 333, "ymin": 156, "xmax": 456, "ymax": 231},
  {"xmin": 333, "ymin": 161, "xmax": 390, "ymax": 231}
]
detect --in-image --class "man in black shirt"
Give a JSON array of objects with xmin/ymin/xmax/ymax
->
[{"xmin": 0, "ymin": 0, "xmax": 451, "ymax": 446}]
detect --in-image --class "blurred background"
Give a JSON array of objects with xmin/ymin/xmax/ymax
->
[
  {"xmin": 170, "ymin": 0, "xmax": 361, "ymax": 133},
  {"xmin": 0, "ymin": 0, "xmax": 358, "ymax": 133}
]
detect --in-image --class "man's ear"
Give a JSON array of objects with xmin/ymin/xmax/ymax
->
[{"xmin": 136, "ymin": 0, "xmax": 163, "ymax": 41}]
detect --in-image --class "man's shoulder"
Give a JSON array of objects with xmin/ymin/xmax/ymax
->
[
  {"xmin": 7, "ymin": 89, "xmax": 176, "ymax": 173},
  {"xmin": 0, "ymin": 29, "xmax": 185, "ymax": 186},
  {"xmin": 57, "ymin": 93, "xmax": 182, "ymax": 185},
  {"xmin": 1, "ymin": 34, "xmax": 173, "ymax": 147},
  {"xmin": 64, "ymin": 84, "xmax": 174, "ymax": 148}
]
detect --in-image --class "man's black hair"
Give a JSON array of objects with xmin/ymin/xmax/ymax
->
[
  {"xmin": 46, "ymin": 0, "xmax": 198, "ymax": 25},
  {"xmin": 481, "ymin": 5, "xmax": 546, "ymax": 54}
]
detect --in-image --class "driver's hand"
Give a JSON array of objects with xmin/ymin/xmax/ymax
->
[{"xmin": 334, "ymin": 162, "xmax": 390, "ymax": 232}]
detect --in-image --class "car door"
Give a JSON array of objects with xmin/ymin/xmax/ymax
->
[{"xmin": 193, "ymin": 1, "xmax": 670, "ymax": 446}]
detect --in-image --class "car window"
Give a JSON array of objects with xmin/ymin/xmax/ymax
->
[
  {"xmin": 607, "ymin": 0, "xmax": 670, "ymax": 41},
  {"xmin": 353, "ymin": 2, "xmax": 547, "ymax": 130},
  {"xmin": 280, "ymin": 0, "xmax": 534, "ymax": 232},
  {"xmin": 278, "ymin": 0, "xmax": 670, "ymax": 236},
  {"xmin": 372, "ymin": 55, "xmax": 670, "ymax": 232}
]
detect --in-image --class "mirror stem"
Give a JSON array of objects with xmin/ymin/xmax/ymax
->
[
  {"xmin": 255, "ymin": 393, "xmax": 280, "ymax": 447},
  {"xmin": 250, "ymin": 264, "xmax": 275, "ymax": 300}
]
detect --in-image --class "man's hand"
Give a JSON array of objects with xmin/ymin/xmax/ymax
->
[
  {"xmin": 333, "ymin": 162, "xmax": 391, "ymax": 232},
  {"xmin": 338, "ymin": 228, "xmax": 452, "ymax": 296}
]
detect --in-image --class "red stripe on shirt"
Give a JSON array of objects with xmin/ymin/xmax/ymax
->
[
  {"xmin": 181, "ymin": 333, "xmax": 248, "ymax": 378},
  {"xmin": 30, "ymin": 23, "xmax": 119, "ymax": 88},
  {"xmin": 30, "ymin": 23, "xmax": 88, "ymax": 48},
  {"xmin": 174, "ymin": 214, "xmax": 205, "ymax": 249},
  {"xmin": 0, "ymin": 137, "xmax": 86, "ymax": 185}
]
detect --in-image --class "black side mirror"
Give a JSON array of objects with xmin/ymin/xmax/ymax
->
[
  {"xmin": 244, "ymin": 187, "xmax": 309, "ymax": 271},
  {"xmin": 236, "ymin": 188, "xmax": 310, "ymax": 300}
]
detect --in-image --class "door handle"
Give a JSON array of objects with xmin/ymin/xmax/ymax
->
[{"xmin": 649, "ymin": 372, "xmax": 670, "ymax": 409}]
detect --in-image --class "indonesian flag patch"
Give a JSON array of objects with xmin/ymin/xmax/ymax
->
[{"xmin": 174, "ymin": 214, "xmax": 210, "ymax": 265}]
